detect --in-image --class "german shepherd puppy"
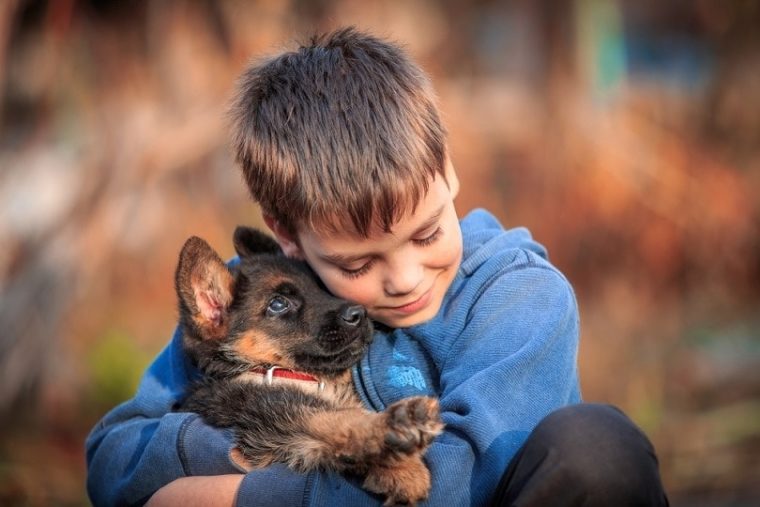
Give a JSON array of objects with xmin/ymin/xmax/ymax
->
[{"xmin": 175, "ymin": 227, "xmax": 443, "ymax": 505}]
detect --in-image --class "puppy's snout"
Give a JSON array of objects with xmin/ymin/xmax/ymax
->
[{"xmin": 339, "ymin": 304, "xmax": 366, "ymax": 327}]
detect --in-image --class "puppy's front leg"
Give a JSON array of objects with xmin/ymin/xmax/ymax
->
[
  {"xmin": 286, "ymin": 407, "xmax": 390, "ymax": 473},
  {"xmin": 293, "ymin": 396, "xmax": 442, "ymax": 470},
  {"xmin": 363, "ymin": 454, "xmax": 432, "ymax": 506},
  {"xmin": 284, "ymin": 397, "xmax": 442, "ymax": 504}
]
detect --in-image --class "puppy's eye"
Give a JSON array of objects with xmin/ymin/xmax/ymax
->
[{"xmin": 266, "ymin": 296, "xmax": 291, "ymax": 316}]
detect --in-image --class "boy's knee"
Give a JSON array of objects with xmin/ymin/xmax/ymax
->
[
  {"xmin": 538, "ymin": 403, "xmax": 651, "ymax": 455},
  {"xmin": 533, "ymin": 403, "xmax": 668, "ymax": 505},
  {"xmin": 494, "ymin": 404, "xmax": 668, "ymax": 506}
]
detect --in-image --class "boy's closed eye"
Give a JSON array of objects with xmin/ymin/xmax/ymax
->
[
  {"xmin": 337, "ymin": 226, "xmax": 444, "ymax": 279},
  {"xmin": 340, "ymin": 260, "xmax": 376, "ymax": 279},
  {"xmin": 412, "ymin": 226, "xmax": 443, "ymax": 247}
]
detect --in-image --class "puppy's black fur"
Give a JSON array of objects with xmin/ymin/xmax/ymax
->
[{"xmin": 175, "ymin": 227, "xmax": 443, "ymax": 505}]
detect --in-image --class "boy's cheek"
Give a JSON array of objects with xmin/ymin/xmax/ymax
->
[
  {"xmin": 318, "ymin": 272, "xmax": 376, "ymax": 308},
  {"xmin": 443, "ymin": 238, "xmax": 463, "ymax": 266},
  {"xmin": 438, "ymin": 230, "xmax": 464, "ymax": 269}
]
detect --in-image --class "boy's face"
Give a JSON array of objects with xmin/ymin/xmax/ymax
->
[{"xmin": 269, "ymin": 169, "xmax": 462, "ymax": 328}]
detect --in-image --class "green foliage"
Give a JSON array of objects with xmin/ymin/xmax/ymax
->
[{"xmin": 85, "ymin": 331, "xmax": 149, "ymax": 412}]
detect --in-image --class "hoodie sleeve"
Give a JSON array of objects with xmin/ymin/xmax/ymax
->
[
  {"xmin": 420, "ymin": 257, "xmax": 582, "ymax": 505},
  {"xmin": 85, "ymin": 327, "xmax": 245, "ymax": 506}
]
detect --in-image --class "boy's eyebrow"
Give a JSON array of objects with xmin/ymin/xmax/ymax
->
[
  {"xmin": 412, "ymin": 205, "xmax": 445, "ymax": 235},
  {"xmin": 321, "ymin": 251, "xmax": 372, "ymax": 265},
  {"xmin": 320, "ymin": 205, "xmax": 445, "ymax": 265}
]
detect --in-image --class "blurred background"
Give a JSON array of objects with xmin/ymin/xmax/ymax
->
[{"xmin": 1, "ymin": 0, "xmax": 758, "ymax": 505}]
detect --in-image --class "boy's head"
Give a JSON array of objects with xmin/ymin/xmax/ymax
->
[
  {"xmin": 230, "ymin": 26, "xmax": 449, "ymax": 237},
  {"xmin": 230, "ymin": 27, "xmax": 462, "ymax": 328}
]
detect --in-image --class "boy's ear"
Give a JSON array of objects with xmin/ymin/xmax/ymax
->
[
  {"xmin": 233, "ymin": 226, "xmax": 282, "ymax": 258},
  {"xmin": 445, "ymin": 157, "xmax": 460, "ymax": 199},
  {"xmin": 262, "ymin": 215, "xmax": 305, "ymax": 259},
  {"xmin": 175, "ymin": 236, "xmax": 234, "ymax": 341}
]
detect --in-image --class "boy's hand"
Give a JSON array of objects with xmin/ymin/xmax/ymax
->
[{"xmin": 146, "ymin": 475, "xmax": 244, "ymax": 507}]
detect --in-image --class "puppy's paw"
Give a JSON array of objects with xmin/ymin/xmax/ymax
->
[{"xmin": 383, "ymin": 396, "xmax": 443, "ymax": 454}]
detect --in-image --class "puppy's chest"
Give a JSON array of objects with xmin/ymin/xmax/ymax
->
[{"xmin": 233, "ymin": 371, "xmax": 362, "ymax": 408}]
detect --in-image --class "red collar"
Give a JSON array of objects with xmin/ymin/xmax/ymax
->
[{"xmin": 249, "ymin": 366, "xmax": 325, "ymax": 391}]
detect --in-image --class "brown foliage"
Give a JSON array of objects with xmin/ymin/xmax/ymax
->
[{"xmin": 0, "ymin": 1, "xmax": 758, "ymax": 504}]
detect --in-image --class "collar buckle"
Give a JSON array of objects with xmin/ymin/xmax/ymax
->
[{"xmin": 264, "ymin": 366, "xmax": 279, "ymax": 386}]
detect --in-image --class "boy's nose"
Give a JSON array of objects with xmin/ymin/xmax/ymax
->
[{"xmin": 383, "ymin": 262, "xmax": 424, "ymax": 297}]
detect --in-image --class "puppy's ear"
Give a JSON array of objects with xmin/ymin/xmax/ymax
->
[
  {"xmin": 176, "ymin": 236, "xmax": 234, "ymax": 340},
  {"xmin": 233, "ymin": 226, "xmax": 282, "ymax": 258}
]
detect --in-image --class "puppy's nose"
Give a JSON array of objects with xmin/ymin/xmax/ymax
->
[{"xmin": 339, "ymin": 305, "xmax": 366, "ymax": 327}]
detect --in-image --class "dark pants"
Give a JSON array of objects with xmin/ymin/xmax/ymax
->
[{"xmin": 491, "ymin": 404, "xmax": 669, "ymax": 506}]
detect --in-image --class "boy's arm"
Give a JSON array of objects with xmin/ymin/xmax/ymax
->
[
  {"xmin": 87, "ymin": 262, "xmax": 578, "ymax": 506},
  {"xmin": 146, "ymin": 475, "xmax": 243, "ymax": 507},
  {"xmin": 85, "ymin": 327, "xmax": 245, "ymax": 505},
  {"xmin": 419, "ymin": 264, "xmax": 582, "ymax": 505}
]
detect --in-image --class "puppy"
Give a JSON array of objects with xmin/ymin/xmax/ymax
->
[{"xmin": 175, "ymin": 226, "xmax": 443, "ymax": 505}]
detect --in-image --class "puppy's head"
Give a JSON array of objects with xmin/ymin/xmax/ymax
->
[{"xmin": 175, "ymin": 227, "xmax": 373, "ymax": 378}]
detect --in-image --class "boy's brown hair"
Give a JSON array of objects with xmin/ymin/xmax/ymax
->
[{"xmin": 230, "ymin": 27, "xmax": 447, "ymax": 237}]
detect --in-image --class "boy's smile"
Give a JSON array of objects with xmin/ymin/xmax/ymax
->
[{"xmin": 269, "ymin": 169, "xmax": 462, "ymax": 328}]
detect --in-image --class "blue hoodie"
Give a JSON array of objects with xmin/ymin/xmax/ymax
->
[{"xmin": 85, "ymin": 208, "xmax": 581, "ymax": 506}]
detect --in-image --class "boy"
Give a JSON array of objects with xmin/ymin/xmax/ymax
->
[{"xmin": 86, "ymin": 28, "xmax": 668, "ymax": 506}]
